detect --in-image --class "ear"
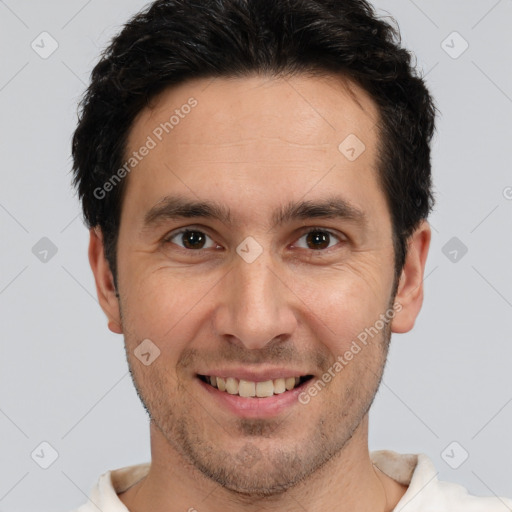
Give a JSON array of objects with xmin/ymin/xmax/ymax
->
[
  {"xmin": 88, "ymin": 227, "xmax": 123, "ymax": 334},
  {"xmin": 391, "ymin": 220, "xmax": 431, "ymax": 333}
]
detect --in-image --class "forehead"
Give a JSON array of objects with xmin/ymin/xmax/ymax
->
[
  {"xmin": 132, "ymin": 72, "xmax": 379, "ymax": 151},
  {"xmin": 122, "ymin": 72, "xmax": 385, "ymax": 228}
]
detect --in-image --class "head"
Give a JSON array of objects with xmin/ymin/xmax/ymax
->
[{"xmin": 73, "ymin": 0, "xmax": 435, "ymax": 498}]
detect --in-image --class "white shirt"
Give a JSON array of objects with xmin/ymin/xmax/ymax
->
[{"xmin": 72, "ymin": 450, "xmax": 512, "ymax": 511}]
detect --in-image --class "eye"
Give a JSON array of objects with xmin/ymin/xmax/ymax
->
[
  {"xmin": 294, "ymin": 228, "xmax": 344, "ymax": 251},
  {"xmin": 165, "ymin": 229, "xmax": 218, "ymax": 250}
]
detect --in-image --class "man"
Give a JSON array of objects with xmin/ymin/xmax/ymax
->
[{"xmin": 71, "ymin": 0, "xmax": 512, "ymax": 511}]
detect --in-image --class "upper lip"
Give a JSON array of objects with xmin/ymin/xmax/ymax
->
[{"xmin": 197, "ymin": 368, "xmax": 311, "ymax": 382}]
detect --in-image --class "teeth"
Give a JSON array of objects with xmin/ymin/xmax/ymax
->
[
  {"xmin": 239, "ymin": 379, "xmax": 256, "ymax": 397},
  {"xmin": 217, "ymin": 376, "xmax": 226, "ymax": 392},
  {"xmin": 256, "ymin": 380, "xmax": 274, "ymax": 397},
  {"xmin": 225, "ymin": 377, "xmax": 239, "ymax": 395},
  {"xmin": 203, "ymin": 375, "xmax": 306, "ymax": 397},
  {"xmin": 273, "ymin": 378, "xmax": 286, "ymax": 394},
  {"xmin": 285, "ymin": 377, "xmax": 296, "ymax": 391}
]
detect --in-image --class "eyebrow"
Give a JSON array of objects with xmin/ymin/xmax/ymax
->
[{"xmin": 143, "ymin": 194, "xmax": 367, "ymax": 231}]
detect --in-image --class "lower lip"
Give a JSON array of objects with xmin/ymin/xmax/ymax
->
[{"xmin": 198, "ymin": 377, "xmax": 310, "ymax": 419}]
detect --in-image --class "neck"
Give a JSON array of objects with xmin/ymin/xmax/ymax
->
[{"xmin": 119, "ymin": 417, "xmax": 407, "ymax": 512}]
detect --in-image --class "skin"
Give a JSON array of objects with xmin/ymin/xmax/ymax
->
[{"xmin": 89, "ymin": 73, "xmax": 430, "ymax": 512}]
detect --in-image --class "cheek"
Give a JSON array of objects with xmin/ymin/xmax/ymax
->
[
  {"xmin": 119, "ymin": 266, "xmax": 219, "ymax": 346},
  {"xmin": 293, "ymin": 262, "xmax": 391, "ymax": 353}
]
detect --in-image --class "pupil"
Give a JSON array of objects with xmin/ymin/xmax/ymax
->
[
  {"xmin": 306, "ymin": 231, "xmax": 329, "ymax": 250},
  {"xmin": 183, "ymin": 231, "xmax": 205, "ymax": 249}
]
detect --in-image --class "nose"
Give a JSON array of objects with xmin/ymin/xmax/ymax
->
[{"xmin": 212, "ymin": 250, "xmax": 298, "ymax": 350}]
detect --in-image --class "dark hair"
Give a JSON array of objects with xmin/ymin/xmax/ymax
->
[{"xmin": 72, "ymin": 0, "xmax": 436, "ymax": 289}]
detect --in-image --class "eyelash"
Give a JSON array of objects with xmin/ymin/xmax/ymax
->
[{"xmin": 163, "ymin": 226, "xmax": 345, "ymax": 252}]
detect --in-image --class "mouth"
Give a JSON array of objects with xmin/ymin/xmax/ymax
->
[{"xmin": 198, "ymin": 374, "xmax": 314, "ymax": 398}]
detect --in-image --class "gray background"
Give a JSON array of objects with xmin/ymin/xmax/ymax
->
[{"xmin": 0, "ymin": 0, "xmax": 511, "ymax": 510}]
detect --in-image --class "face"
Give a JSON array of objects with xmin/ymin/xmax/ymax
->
[{"xmin": 96, "ymin": 73, "xmax": 418, "ymax": 495}]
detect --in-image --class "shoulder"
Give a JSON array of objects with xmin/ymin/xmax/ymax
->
[
  {"xmin": 68, "ymin": 462, "xmax": 151, "ymax": 512},
  {"xmin": 371, "ymin": 450, "xmax": 512, "ymax": 512}
]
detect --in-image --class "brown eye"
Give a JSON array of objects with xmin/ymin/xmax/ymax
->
[
  {"xmin": 181, "ymin": 231, "xmax": 206, "ymax": 249},
  {"xmin": 295, "ymin": 229, "xmax": 342, "ymax": 251},
  {"xmin": 167, "ymin": 229, "xmax": 216, "ymax": 250},
  {"xmin": 305, "ymin": 230, "xmax": 330, "ymax": 250}
]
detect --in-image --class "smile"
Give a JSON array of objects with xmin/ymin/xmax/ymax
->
[{"xmin": 198, "ymin": 375, "xmax": 313, "ymax": 398}]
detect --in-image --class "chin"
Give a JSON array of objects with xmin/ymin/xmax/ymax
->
[{"xmin": 199, "ymin": 460, "xmax": 309, "ymax": 498}]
